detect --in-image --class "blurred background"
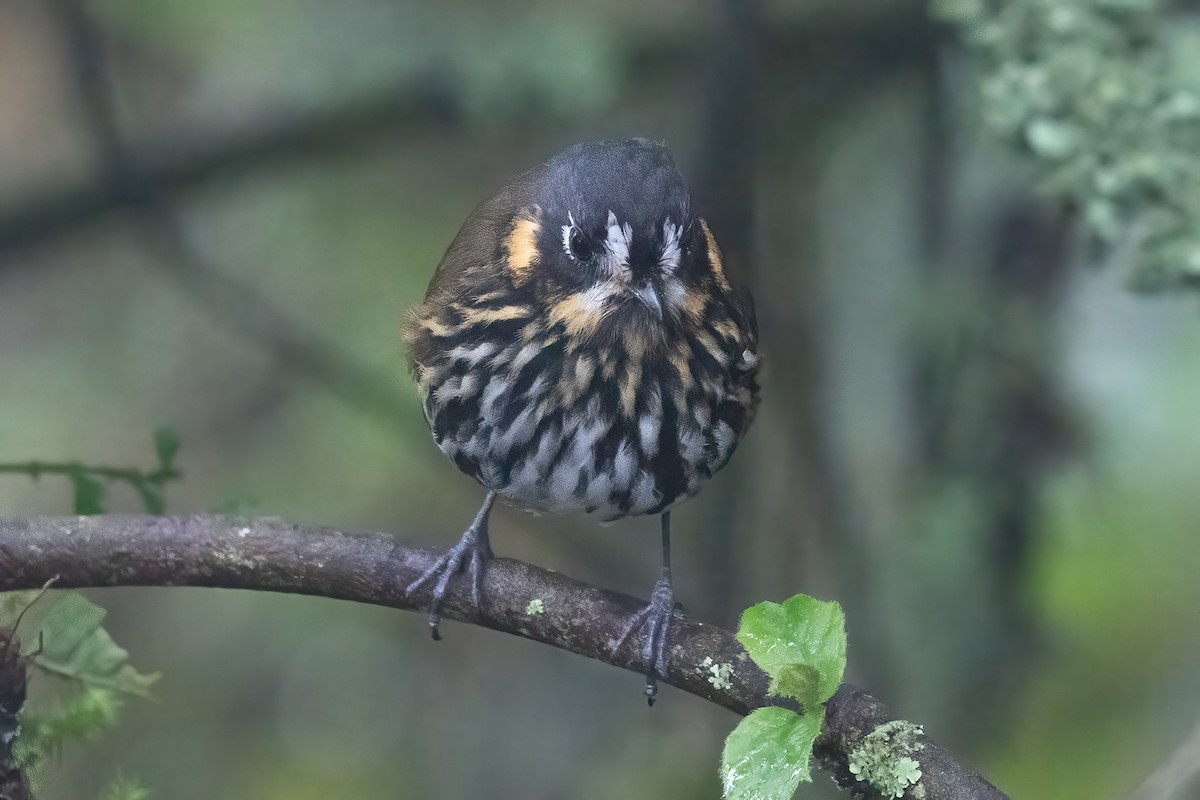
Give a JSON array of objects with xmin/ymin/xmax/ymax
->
[{"xmin": 2, "ymin": 0, "xmax": 1199, "ymax": 797}]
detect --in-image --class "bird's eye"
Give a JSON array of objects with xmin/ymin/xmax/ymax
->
[{"xmin": 563, "ymin": 224, "xmax": 595, "ymax": 262}]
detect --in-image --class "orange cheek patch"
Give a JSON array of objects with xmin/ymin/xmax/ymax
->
[
  {"xmin": 547, "ymin": 291, "xmax": 608, "ymax": 338},
  {"xmin": 700, "ymin": 218, "xmax": 732, "ymax": 292},
  {"xmin": 505, "ymin": 210, "xmax": 541, "ymax": 284}
]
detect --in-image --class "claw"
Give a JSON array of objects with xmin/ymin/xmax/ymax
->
[
  {"xmin": 406, "ymin": 491, "xmax": 496, "ymax": 639},
  {"xmin": 613, "ymin": 573, "xmax": 675, "ymax": 704}
]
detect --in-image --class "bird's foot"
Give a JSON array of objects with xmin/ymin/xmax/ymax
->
[
  {"xmin": 613, "ymin": 574, "xmax": 675, "ymax": 706},
  {"xmin": 406, "ymin": 515, "xmax": 492, "ymax": 641}
]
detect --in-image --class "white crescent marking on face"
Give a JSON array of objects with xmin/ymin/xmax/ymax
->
[
  {"xmin": 604, "ymin": 210, "xmax": 633, "ymax": 279},
  {"xmin": 660, "ymin": 219, "xmax": 681, "ymax": 275},
  {"xmin": 561, "ymin": 211, "xmax": 577, "ymax": 259}
]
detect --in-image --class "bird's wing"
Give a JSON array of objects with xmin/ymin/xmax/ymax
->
[{"xmin": 424, "ymin": 167, "xmax": 541, "ymax": 302}]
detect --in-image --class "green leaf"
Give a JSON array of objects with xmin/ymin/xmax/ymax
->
[
  {"xmin": 0, "ymin": 585, "xmax": 56, "ymax": 641},
  {"xmin": 71, "ymin": 472, "xmax": 106, "ymax": 515},
  {"xmin": 770, "ymin": 665, "xmax": 822, "ymax": 707},
  {"xmin": 152, "ymin": 427, "xmax": 180, "ymax": 473},
  {"xmin": 32, "ymin": 594, "xmax": 159, "ymax": 696},
  {"xmin": 721, "ymin": 706, "xmax": 821, "ymax": 800},
  {"xmin": 736, "ymin": 595, "xmax": 847, "ymax": 707},
  {"xmin": 722, "ymin": 596, "xmax": 847, "ymax": 799}
]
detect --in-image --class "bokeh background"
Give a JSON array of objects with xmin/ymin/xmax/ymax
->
[{"xmin": 2, "ymin": 0, "xmax": 1200, "ymax": 797}]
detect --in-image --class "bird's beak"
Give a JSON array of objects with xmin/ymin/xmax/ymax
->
[{"xmin": 631, "ymin": 282, "xmax": 664, "ymax": 321}]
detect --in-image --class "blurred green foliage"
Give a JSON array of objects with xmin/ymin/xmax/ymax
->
[
  {"xmin": 97, "ymin": 775, "xmax": 149, "ymax": 800},
  {"xmin": 935, "ymin": 0, "xmax": 1200, "ymax": 290},
  {"xmin": 1, "ymin": 592, "xmax": 156, "ymax": 799},
  {"xmin": 0, "ymin": 431, "xmax": 167, "ymax": 797},
  {"xmin": 0, "ymin": 429, "xmax": 180, "ymax": 515}
]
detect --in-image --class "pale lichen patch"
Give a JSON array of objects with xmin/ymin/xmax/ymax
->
[
  {"xmin": 699, "ymin": 656, "xmax": 734, "ymax": 691},
  {"xmin": 524, "ymin": 598, "xmax": 545, "ymax": 616},
  {"xmin": 847, "ymin": 720, "xmax": 926, "ymax": 799}
]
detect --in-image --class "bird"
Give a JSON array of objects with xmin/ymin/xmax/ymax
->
[{"xmin": 403, "ymin": 138, "xmax": 759, "ymax": 702}]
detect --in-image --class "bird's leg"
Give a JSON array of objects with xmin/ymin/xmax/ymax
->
[
  {"xmin": 613, "ymin": 511, "xmax": 675, "ymax": 706},
  {"xmin": 406, "ymin": 490, "xmax": 497, "ymax": 641}
]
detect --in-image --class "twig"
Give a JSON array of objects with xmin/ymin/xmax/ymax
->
[
  {"xmin": 0, "ymin": 462, "xmax": 176, "ymax": 485},
  {"xmin": 0, "ymin": 514, "xmax": 1006, "ymax": 800}
]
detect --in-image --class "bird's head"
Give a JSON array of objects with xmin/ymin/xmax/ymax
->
[{"xmin": 499, "ymin": 139, "xmax": 731, "ymax": 343}]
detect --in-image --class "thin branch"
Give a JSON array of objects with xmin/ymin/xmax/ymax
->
[
  {"xmin": 0, "ymin": 462, "xmax": 176, "ymax": 485},
  {"xmin": 0, "ymin": 514, "xmax": 1005, "ymax": 800}
]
